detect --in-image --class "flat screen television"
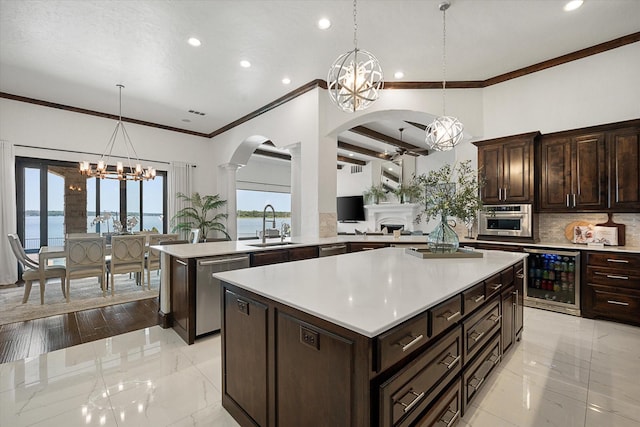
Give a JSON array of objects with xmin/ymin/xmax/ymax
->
[{"xmin": 337, "ymin": 195, "xmax": 365, "ymax": 222}]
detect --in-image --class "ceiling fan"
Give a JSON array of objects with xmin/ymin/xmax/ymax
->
[{"xmin": 389, "ymin": 128, "xmax": 428, "ymax": 163}]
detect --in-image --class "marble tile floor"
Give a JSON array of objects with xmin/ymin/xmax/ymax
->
[{"xmin": 0, "ymin": 307, "xmax": 638, "ymax": 427}]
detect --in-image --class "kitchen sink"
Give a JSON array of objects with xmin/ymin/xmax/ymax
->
[{"xmin": 247, "ymin": 241, "xmax": 297, "ymax": 248}]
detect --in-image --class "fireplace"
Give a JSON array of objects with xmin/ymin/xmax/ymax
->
[{"xmin": 364, "ymin": 203, "xmax": 420, "ymax": 232}]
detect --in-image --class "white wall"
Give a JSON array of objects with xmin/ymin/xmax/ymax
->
[
  {"xmin": 236, "ymin": 155, "xmax": 291, "ymax": 193},
  {"xmin": 336, "ymin": 162, "xmax": 373, "ymax": 197},
  {"xmin": 0, "ymin": 98, "xmax": 214, "ymax": 194},
  {"xmin": 482, "ymin": 43, "xmax": 640, "ymax": 138}
]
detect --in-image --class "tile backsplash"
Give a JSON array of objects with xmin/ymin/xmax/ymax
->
[{"xmin": 538, "ymin": 213, "xmax": 640, "ymax": 247}]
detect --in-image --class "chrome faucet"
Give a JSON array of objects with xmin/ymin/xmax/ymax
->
[{"xmin": 262, "ymin": 204, "xmax": 276, "ymax": 244}]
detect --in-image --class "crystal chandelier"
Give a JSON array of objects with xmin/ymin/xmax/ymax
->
[
  {"xmin": 327, "ymin": 0, "xmax": 383, "ymax": 112},
  {"xmin": 426, "ymin": 1, "xmax": 464, "ymax": 151},
  {"xmin": 79, "ymin": 84, "xmax": 156, "ymax": 181}
]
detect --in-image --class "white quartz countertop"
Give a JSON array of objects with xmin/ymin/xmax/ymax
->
[
  {"xmin": 152, "ymin": 235, "xmax": 640, "ymax": 259},
  {"xmin": 214, "ymin": 248, "xmax": 527, "ymax": 338}
]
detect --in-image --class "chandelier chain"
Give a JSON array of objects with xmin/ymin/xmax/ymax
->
[
  {"xmin": 441, "ymin": 6, "xmax": 447, "ymax": 115},
  {"xmin": 353, "ymin": 0, "xmax": 358, "ymax": 49}
]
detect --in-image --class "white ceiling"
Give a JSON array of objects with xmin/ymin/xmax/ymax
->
[{"xmin": 1, "ymin": 0, "xmax": 639, "ymax": 151}]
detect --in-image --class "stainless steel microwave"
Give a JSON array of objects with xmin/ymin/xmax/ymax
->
[{"xmin": 478, "ymin": 204, "xmax": 533, "ymax": 238}]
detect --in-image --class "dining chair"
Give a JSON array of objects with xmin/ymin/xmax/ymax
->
[
  {"xmin": 65, "ymin": 236, "xmax": 107, "ymax": 302},
  {"xmin": 145, "ymin": 233, "xmax": 179, "ymax": 289},
  {"xmin": 107, "ymin": 234, "xmax": 146, "ymax": 295},
  {"xmin": 7, "ymin": 233, "xmax": 67, "ymax": 304}
]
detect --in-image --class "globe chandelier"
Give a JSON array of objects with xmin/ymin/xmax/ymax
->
[
  {"xmin": 425, "ymin": 1, "xmax": 464, "ymax": 151},
  {"xmin": 327, "ymin": 0, "xmax": 384, "ymax": 112},
  {"xmin": 79, "ymin": 84, "xmax": 156, "ymax": 181}
]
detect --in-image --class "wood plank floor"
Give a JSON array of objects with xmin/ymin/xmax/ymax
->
[{"xmin": 0, "ymin": 297, "xmax": 159, "ymax": 364}]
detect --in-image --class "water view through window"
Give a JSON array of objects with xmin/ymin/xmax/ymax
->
[{"xmin": 236, "ymin": 189, "xmax": 291, "ymax": 239}]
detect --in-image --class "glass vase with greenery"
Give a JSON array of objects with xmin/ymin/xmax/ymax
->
[
  {"xmin": 171, "ymin": 192, "xmax": 230, "ymax": 241},
  {"xmin": 414, "ymin": 161, "xmax": 483, "ymax": 253}
]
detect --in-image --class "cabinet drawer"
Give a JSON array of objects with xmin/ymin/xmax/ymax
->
[
  {"xmin": 463, "ymin": 299, "xmax": 501, "ymax": 363},
  {"xmin": 462, "ymin": 333, "xmax": 501, "ymax": 412},
  {"xmin": 348, "ymin": 242, "xmax": 388, "ymax": 252},
  {"xmin": 587, "ymin": 266, "xmax": 640, "ymax": 289},
  {"xmin": 288, "ymin": 245, "xmax": 319, "ymax": 261},
  {"xmin": 379, "ymin": 328, "xmax": 462, "ymax": 427},
  {"xmin": 586, "ymin": 252, "xmax": 640, "ymax": 269},
  {"xmin": 430, "ymin": 295, "xmax": 463, "ymax": 338},
  {"xmin": 501, "ymin": 266, "xmax": 514, "ymax": 287},
  {"xmin": 250, "ymin": 249, "xmax": 289, "ymax": 266},
  {"xmin": 377, "ymin": 314, "xmax": 429, "ymax": 372},
  {"xmin": 414, "ymin": 378, "xmax": 462, "ymax": 427},
  {"xmin": 484, "ymin": 273, "xmax": 503, "ymax": 300},
  {"xmin": 462, "ymin": 282, "xmax": 486, "ymax": 315},
  {"xmin": 586, "ymin": 285, "xmax": 640, "ymax": 325}
]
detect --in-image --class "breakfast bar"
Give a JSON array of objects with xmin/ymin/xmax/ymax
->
[{"xmin": 214, "ymin": 247, "xmax": 527, "ymax": 427}]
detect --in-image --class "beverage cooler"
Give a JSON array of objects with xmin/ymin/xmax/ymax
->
[{"xmin": 524, "ymin": 248, "xmax": 581, "ymax": 316}]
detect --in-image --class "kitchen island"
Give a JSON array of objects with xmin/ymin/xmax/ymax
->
[{"xmin": 214, "ymin": 247, "xmax": 527, "ymax": 427}]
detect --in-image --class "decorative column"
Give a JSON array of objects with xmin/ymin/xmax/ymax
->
[
  {"xmin": 218, "ymin": 163, "xmax": 242, "ymax": 240},
  {"xmin": 287, "ymin": 143, "xmax": 302, "ymax": 237}
]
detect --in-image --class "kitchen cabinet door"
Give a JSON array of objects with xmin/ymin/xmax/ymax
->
[
  {"xmin": 608, "ymin": 126, "xmax": 640, "ymax": 211},
  {"xmin": 538, "ymin": 133, "xmax": 606, "ymax": 211},
  {"xmin": 475, "ymin": 132, "xmax": 538, "ymax": 205},
  {"xmin": 170, "ymin": 256, "xmax": 196, "ymax": 344}
]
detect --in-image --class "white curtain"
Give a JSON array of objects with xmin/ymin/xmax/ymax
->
[
  {"xmin": 0, "ymin": 141, "xmax": 18, "ymax": 285},
  {"xmin": 169, "ymin": 161, "xmax": 194, "ymax": 239}
]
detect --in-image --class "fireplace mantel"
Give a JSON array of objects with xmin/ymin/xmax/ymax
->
[{"xmin": 364, "ymin": 203, "xmax": 420, "ymax": 231}]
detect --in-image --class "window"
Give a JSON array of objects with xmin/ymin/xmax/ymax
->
[
  {"xmin": 16, "ymin": 157, "xmax": 167, "ymax": 251},
  {"xmin": 236, "ymin": 189, "xmax": 291, "ymax": 239}
]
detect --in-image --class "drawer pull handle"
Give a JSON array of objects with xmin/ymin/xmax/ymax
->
[
  {"xmin": 399, "ymin": 390, "xmax": 425, "ymax": 413},
  {"xmin": 516, "ymin": 273, "xmax": 525, "ymax": 279},
  {"xmin": 439, "ymin": 353, "xmax": 461, "ymax": 370},
  {"xmin": 607, "ymin": 258, "xmax": 629, "ymax": 264},
  {"xmin": 175, "ymin": 259, "xmax": 187, "ymax": 266},
  {"xmin": 488, "ymin": 353, "xmax": 501, "ymax": 365},
  {"xmin": 489, "ymin": 314, "xmax": 502, "ymax": 324},
  {"xmin": 488, "ymin": 283, "xmax": 503, "ymax": 291},
  {"xmin": 607, "ymin": 300, "xmax": 630, "ymax": 306},
  {"xmin": 439, "ymin": 310, "xmax": 461, "ymax": 322},
  {"xmin": 439, "ymin": 408, "xmax": 460, "ymax": 427},
  {"xmin": 468, "ymin": 376, "xmax": 485, "ymax": 391},
  {"xmin": 606, "ymin": 274, "xmax": 629, "ymax": 280},
  {"xmin": 473, "ymin": 295, "xmax": 485, "ymax": 303},
  {"xmin": 469, "ymin": 330, "xmax": 485, "ymax": 342},
  {"xmin": 397, "ymin": 334, "xmax": 424, "ymax": 352}
]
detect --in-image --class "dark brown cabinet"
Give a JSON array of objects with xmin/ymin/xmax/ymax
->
[
  {"xmin": 538, "ymin": 132, "xmax": 607, "ymax": 211},
  {"xmin": 170, "ymin": 256, "xmax": 196, "ymax": 344},
  {"xmin": 276, "ymin": 312, "xmax": 356, "ymax": 427},
  {"xmin": 250, "ymin": 248, "xmax": 289, "ymax": 266},
  {"xmin": 474, "ymin": 132, "xmax": 538, "ymax": 204},
  {"xmin": 222, "ymin": 289, "xmax": 269, "ymax": 427},
  {"xmin": 582, "ymin": 252, "xmax": 640, "ymax": 326},
  {"xmin": 288, "ymin": 245, "xmax": 319, "ymax": 261},
  {"xmin": 608, "ymin": 126, "xmax": 640, "ymax": 211},
  {"xmin": 348, "ymin": 242, "xmax": 388, "ymax": 252}
]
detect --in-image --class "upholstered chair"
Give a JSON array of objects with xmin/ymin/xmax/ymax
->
[
  {"xmin": 65, "ymin": 236, "xmax": 107, "ymax": 302},
  {"xmin": 145, "ymin": 233, "xmax": 179, "ymax": 289},
  {"xmin": 108, "ymin": 234, "xmax": 146, "ymax": 295}
]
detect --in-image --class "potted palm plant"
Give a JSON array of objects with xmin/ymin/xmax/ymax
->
[{"xmin": 171, "ymin": 192, "xmax": 231, "ymax": 241}]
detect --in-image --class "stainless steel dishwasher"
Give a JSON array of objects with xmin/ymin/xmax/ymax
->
[{"xmin": 196, "ymin": 254, "xmax": 250, "ymax": 336}]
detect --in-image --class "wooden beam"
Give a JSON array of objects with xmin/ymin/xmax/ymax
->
[
  {"xmin": 337, "ymin": 155, "xmax": 366, "ymax": 166},
  {"xmin": 338, "ymin": 140, "xmax": 392, "ymax": 161},
  {"xmin": 253, "ymin": 148, "xmax": 291, "ymax": 161},
  {"xmin": 350, "ymin": 125, "xmax": 422, "ymax": 153}
]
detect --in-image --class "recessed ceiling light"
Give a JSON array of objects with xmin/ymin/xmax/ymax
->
[
  {"xmin": 394, "ymin": 71, "xmax": 405, "ymax": 79},
  {"xmin": 349, "ymin": 153, "xmax": 354, "ymax": 157},
  {"xmin": 388, "ymin": 167, "xmax": 393, "ymax": 171},
  {"xmin": 318, "ymin": 18, "xmax": 331, "ymax": 30},
  {"xmin": 187, "ymin": 37, "xmax": 201, "ymax": 47},
  {"xmin": 240, "ymin": 60, "xmax": 251, "ymax": 68},
  {"xmin": 282, "ymin": 77, "xmax": 291, "ymax": 85},
  {"xmin": 563, "ymin": 0, "xmax": 583, "ymax": 11}
]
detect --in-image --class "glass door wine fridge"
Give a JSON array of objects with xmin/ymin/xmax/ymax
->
[{"xmin": 524, "ymin": 248, "xmax": 581, "ymax": 316}]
